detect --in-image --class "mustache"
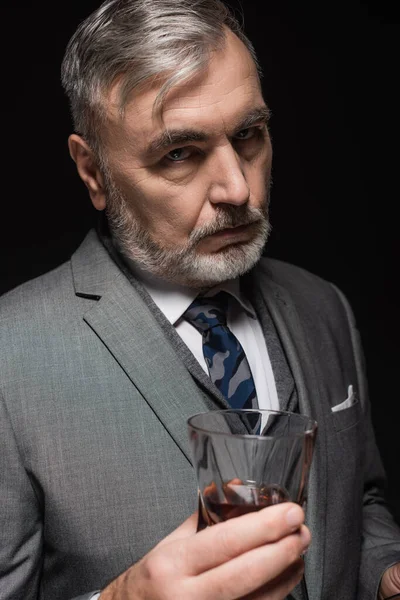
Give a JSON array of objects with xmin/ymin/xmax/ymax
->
[{"xmin": 188, "ymin": 205, "xmax": 266, "ymax": 245}]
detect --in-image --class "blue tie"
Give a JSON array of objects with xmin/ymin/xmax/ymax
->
[{"xmin": 184, "ymin": 292, "xmax": 257, "ymax": 409}]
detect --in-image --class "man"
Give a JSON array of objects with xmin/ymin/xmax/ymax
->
[{"xmin": 0, "ymin": 1, "xmax": 399, "ymax": 599}]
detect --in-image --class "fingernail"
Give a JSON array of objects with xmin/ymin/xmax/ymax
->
[{"xmin": 286, "ymin": 506, "xmax": 303, "ymax": 528}]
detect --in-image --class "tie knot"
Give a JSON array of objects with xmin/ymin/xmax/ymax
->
[{"xmin": 184, "ymin": 291, "xmax": 230, "ymax": 333}]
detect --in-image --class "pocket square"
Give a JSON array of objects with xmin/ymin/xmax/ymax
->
[{"xmin": 331, "ymin": 385, "xmax": 358, "ymax": 413}]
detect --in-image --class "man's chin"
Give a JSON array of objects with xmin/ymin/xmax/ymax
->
[
  {"xmin": 111, "ymin": 216, "xmax": 269, "ymax": 288},
  {"xmin": 170, "ymin": 241, "xmax": 265, "ymax": 288}
]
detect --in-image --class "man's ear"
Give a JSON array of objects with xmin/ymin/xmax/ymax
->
[{"xmin": 68, "ymin": 134, "xmax": 106, "ymax": 211}]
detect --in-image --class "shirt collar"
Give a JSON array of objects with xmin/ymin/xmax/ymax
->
[{"xmin": 125, "ymin": 258, "xmax": 256, "ymax": 326}]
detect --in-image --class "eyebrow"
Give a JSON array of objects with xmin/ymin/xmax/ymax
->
[{"xmin": 145, "ymin": 105, "xmax": 271, "ymax": 156}]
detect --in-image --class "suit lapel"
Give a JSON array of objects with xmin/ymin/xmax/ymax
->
[
  {"xmin": 71, "ymin": 231, "xmax": 220, "ymax": 465},
  {"xmin": 249, "ymin": 262, "xmax": 328, "ymax": 600}
]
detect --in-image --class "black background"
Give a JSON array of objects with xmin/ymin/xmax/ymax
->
[{"xmin": 2, "ymin": 1, "xmax": 399, "ymax": 522}]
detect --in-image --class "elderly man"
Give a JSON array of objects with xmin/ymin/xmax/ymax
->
[{"xmin": 0, "ymin": 1, "xmax": 399, "ymax": 599}]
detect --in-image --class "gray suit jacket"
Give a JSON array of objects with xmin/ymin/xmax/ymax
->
[{"xmin": 1, "ymin": 230, "xmax": 399, "ymax": 600}]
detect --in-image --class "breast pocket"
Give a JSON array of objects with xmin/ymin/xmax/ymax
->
[
  {"xmin": 331, "ymin": 399, "xmax": 362, "ymax": 432},
  {"xmin": 330, "ymin": 384, "xmax": 361, "ymax": 432}
]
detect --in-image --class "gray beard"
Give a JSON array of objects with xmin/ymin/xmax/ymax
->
[{"xmin": 104, "ymin": 177, "xmax": 271, "ymax": 289}]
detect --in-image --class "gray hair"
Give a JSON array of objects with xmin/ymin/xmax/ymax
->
[{"xmin": 61, "ymin": 0, "xmax": 260, "ymax": 164}]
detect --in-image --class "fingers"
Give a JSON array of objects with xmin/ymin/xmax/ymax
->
[
  {"xmin": 182, "ymin": 502, "xmax": 306, "ymax": 575},
  {"xmin": 379, "ymin": 563, "xmax": 400, "ymax": 598},
  {"xmin": 194, "ymin": 526, "xmax": 310, "ymax": 600},
  {"xmin": 101, "ymin": 504, "xmax": 310, "ymax": 600}
]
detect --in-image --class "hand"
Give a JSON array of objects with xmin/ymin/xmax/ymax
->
[
  {"xmin": 100, "ymin": 502, "xmax": 310, "ymax": 599},
  {"xmin": 378, "ymin": 563, "xmax": 400, "ymax": 600}
]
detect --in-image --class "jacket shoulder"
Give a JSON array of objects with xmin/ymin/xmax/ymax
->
[
  {"xmin": 0, "ymin": 230, "xmax": 106, "ymax": 324},
  {"xmin": 0, "ymin": 261, "xmax": 75, "ymax": 317},
  {"xmin": 257, "ymin": 256, "xmax": 332, "ymax": 290},
  {"xmin": 254, "ymin": 257, "xmax": 349, "ymax": 317}
]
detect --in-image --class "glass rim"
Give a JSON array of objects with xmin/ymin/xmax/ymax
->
[{"xmin": 187, "ymin": 408, "xmax": 318, "ymax": 440}]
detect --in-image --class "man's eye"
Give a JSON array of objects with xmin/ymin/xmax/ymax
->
[
  {"xmin": 234, "ymin": 128, "xmax": 257, "ymax": 141},
  {"xmin": 165, "ymin": 147, "xmax": 192, "ymax": 162}
]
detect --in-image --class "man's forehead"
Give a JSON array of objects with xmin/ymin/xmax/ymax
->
[
  {"xmin": 114, "ymin": 68, "xmax": 262, "ymax": 118},
  {"xmin": 106, "ymin": 29, "xmax": 263, "ymax": 148}
]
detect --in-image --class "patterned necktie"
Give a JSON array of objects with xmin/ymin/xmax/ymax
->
[{"xmin": 184, "ymin": 291, "xmax": 257, "ymax": 409}]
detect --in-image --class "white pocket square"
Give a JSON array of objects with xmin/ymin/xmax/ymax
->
[{"xmin": 331, "ymin": 385, "xmax": 358, "ymax": 413}]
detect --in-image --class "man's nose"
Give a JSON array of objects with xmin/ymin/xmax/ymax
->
[{"xmin": 208, "ymin": 145, "xmax": 250, "ymax": 206}]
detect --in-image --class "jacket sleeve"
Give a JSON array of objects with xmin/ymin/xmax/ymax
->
[{"xmin": 333, "ymin": 285, "xmax": 400, "ymax": 600}]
